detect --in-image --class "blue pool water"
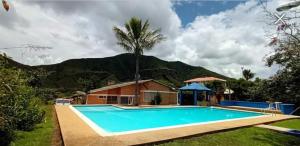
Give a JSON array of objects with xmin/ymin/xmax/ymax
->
[{"xmin": 74, "ymin": 105, "xmax": 263, "ymax": 133}]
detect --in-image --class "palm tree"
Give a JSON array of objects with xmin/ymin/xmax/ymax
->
[
  {"xmin": 113, "ymin": 17, "xmax": 165, "ymax": 105},
  {"xmin": 242, "ymin": 69, "xmax": 255, "ymax": 81}
]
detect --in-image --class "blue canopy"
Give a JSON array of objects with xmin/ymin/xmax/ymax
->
[{"xmin": 179, "ymin": 83, "xmax": 211, "ymax": 91}]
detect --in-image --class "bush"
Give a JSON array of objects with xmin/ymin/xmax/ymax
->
[
  {"xmin": 150, "ymin": 99, "xmax": 155, "ymax": 105},
  {"xmin": 0, "ymin": 86, "xmax": 45, "ymax": 131},
  {"xmin": 198, "ymin": 100, "xmax": 208, "ymax": 106},
  {"xmin": 16, "ymin": 106, "xmax": 45, "ymax": 131},
  {"xmin": 34, "ymin": 88, "xmax": 57, "ymax": 104},
  {"xmin": 0, "ymin": 54, "xmax": 45, "ymax": 145},
  {"xmin": 0, "ymin": 115, "xmax": 15, "ymax": 146}
]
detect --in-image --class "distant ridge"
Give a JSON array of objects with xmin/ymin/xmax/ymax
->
[{"xmin": 7, "ymin": 53, "xmax": 229, "ymax": 93}]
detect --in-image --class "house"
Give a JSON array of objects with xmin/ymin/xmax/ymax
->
[{"xmin": 86, "ymin": 79, "xmax": 178, "ymax": 105}]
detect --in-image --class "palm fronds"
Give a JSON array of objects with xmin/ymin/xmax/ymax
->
[{"xmin": 113, "ymin": 17, "xmax": 165, "ymax": 56}]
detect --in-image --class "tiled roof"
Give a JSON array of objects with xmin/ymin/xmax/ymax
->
[
  {"xmin": 184, "ymin": 77, "xmax": 226, "ymax": 83},
  {"xmin": 89, "ymin": 79, "xmax": 152, "ymax": 93},
  {"xmin": 179, "ymin": 83, "xmax": 211, "ymax": 91}
]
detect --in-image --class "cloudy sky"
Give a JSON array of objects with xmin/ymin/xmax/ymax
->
[{"xmin": 0, "ymin": 0, "xmax": 290, "ymax": 78}]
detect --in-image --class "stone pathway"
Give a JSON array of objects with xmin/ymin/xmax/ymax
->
[{"xmin": 256, "ymin": 124, "xmax": 300, "ymax": 137}]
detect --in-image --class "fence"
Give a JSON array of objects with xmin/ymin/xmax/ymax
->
[{"xmin": 220, "ymin": 100, "xmax": 295, "ymax": 114}]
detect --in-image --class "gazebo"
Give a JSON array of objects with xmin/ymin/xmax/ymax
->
[
  {"xmin": 179, "ymin": 83, "xmax": 211, "ymax": 105},
  {"xmin": 184, "ymin": 76, "xmax": 233, "ymax": 103},
  {"xmin": 69, "ymin": 91, "xmax": 87, "ymax": 104}
]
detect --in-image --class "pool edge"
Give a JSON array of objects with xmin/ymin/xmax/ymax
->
[{"xmin": 70, "ymin": 105, "xmax": 270, "ymax": 137}]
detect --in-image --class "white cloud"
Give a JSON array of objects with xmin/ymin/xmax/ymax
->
[
  {"xmin": 0, "ymin": 0, "xmax": 283, "ymax": 78},
  {"xmin": 156, "ymin": 0, "xmax": 281, "ymax": 78}
]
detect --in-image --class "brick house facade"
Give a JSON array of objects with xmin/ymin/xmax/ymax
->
[{"xmin": 86, "ymin": 80, "xmax": 178, "ymax": 105}]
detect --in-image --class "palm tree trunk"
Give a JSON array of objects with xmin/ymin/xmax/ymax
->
[{"xmin": 134, "ymin": 54, "xmax": 139, "ymax": 105}]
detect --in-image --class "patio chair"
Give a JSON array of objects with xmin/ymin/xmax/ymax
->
[{"xmin": 262, "ymin": 101, "xmax": 276, "ymax": 115}]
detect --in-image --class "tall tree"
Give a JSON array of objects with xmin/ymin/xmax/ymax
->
[
  {"xmin": 113, "ymin": 17, "xmax": 165, "ymax": 105},
  {"xmin": 260, "ymin": 1, "xmax": 300, "ymax": 104},
  {"xmin": 242, "ymin": 69, "xmax": 255, "ymax": 81}
]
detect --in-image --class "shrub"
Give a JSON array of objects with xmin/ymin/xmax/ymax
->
[
  {"xmin": 0, "ymin": 114, "xmax": 15, "ymax": 146},
  {"xmin": 16, "ymin": 105, "xmax": 45, "ymax": 131},
  {"xmin": 150, "ymin": 99, "xmax": 155, "ymax": 105},
  {"xmin": 0, "ymin": 54, "xmax": 45, "ymax": 145},
  {"xmin": 0, "ymin": 85, "xmax": 45, "ymax": 131},
  {"xmin": 34, "ymin": 88, "xmax": 57, "ymax": 104}
]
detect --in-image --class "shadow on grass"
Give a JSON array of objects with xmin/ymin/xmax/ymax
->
[
  {"xmin": 157, "ymin": 127, "xmax": 300, "ymax": 146},
  {"xmin": 252, "ymin": 130, "xmax": 300, "ymax": 146}
]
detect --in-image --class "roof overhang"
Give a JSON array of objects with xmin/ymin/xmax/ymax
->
[
  {"xmin": 89, "ymin": 79, "xmax": 176, "ymax": 93},
  {"xmin": 179, "ymin": 83, "xmax": 211, "ymax": 91},
  {"xmin": 184, "ymin": 77, "xmax": 226, "ymax": 83}
]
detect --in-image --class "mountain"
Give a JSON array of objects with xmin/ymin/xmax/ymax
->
[{"xmin": 7, "ymin": 53, "xmax": 229, "ymax": 93}]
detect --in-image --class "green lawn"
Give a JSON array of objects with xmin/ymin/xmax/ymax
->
[
  {"xmin": 158, "ymin": 127, "xmax": 300, "ymax": 146},
  {"xmin": 271, "ymin": 119, "xmax": 300, "ymax": 130},
  {"xmin": 10, "ymin": 105, "xmax": 55, "ymax": 146}
]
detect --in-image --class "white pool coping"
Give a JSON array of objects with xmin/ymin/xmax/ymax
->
[{"xmin": 69, "ymin": 105, "xmax": 271, "ymax": 137}]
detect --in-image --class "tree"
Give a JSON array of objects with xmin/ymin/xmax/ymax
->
[
  {"xmin": 260, "ymin": 1, "xmax": 300, "ymax": 104},
  {"xmin": 247, "ymin": 78, "xmax": 269, "ymax": 101},
  {"xmin": 113, "ymin": 17, "xmax": 165, "ymax": 105},
  {"xmin": 242, "ymin": 69, "xmax": 255, "ymax": 81},
  {"xmin": 0, "ymin": 54, "xmax": 45, "ymax": 145},
  {"xmin": 228, "ymin": 78, "xmax": 254, "ymax": 101}
]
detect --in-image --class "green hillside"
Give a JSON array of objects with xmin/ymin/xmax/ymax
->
[{"xmin": 8, "ymin": 53, "xmax": 229, "ymax": 93}]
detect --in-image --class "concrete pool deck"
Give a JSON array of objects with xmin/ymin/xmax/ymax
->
[
  {"xmin": 256, "ymin": 124, "xmax": 300, "ymax": 137},
  {"xmin": 55, "ymin": 105, "xmax": 299, "ymax": 146}
]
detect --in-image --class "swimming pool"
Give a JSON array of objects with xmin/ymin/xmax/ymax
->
[{"xmin": 72, "ymin": 105, "xmax": 264, "ymax": 136}]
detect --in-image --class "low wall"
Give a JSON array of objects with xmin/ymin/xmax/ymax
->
[
  {"xmin": 280, "ymin": 104, "xmax": 295, "ymax": 115},
  {"xmin": 220, "ymin": 100, "xmax": 295, "ymax": 115}
]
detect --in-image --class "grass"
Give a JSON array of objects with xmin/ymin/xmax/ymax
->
[
  {"xmin": 270, "ymin": 119, "xmax": 300, "ymax": 130},
  {"xmin": 158, "ymin": 127, "xmax": 300, "ymax": 146},
  {"xmin": 10, "ymin": 105, "xmax": 55, "ymax": 146}
]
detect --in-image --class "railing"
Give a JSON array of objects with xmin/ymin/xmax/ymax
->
[{"xmin": 290, "ymin": 106, "xmax": 300, "ymax": 115}]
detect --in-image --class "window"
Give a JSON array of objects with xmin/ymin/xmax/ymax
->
[
  {"xmin": 107, "ymin": 96, "xmax": 118, "ymax": 104},
  {"xmin": 120, "ymin": 97, "xmax": 129, "ymax": 104},
  {"xmin": 98, "ymin": 96, "xmax": 106, "ymax": 99},
  {"xmin": 144, "ymin": 92, "xmax": 156, "ymax": 102}
]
